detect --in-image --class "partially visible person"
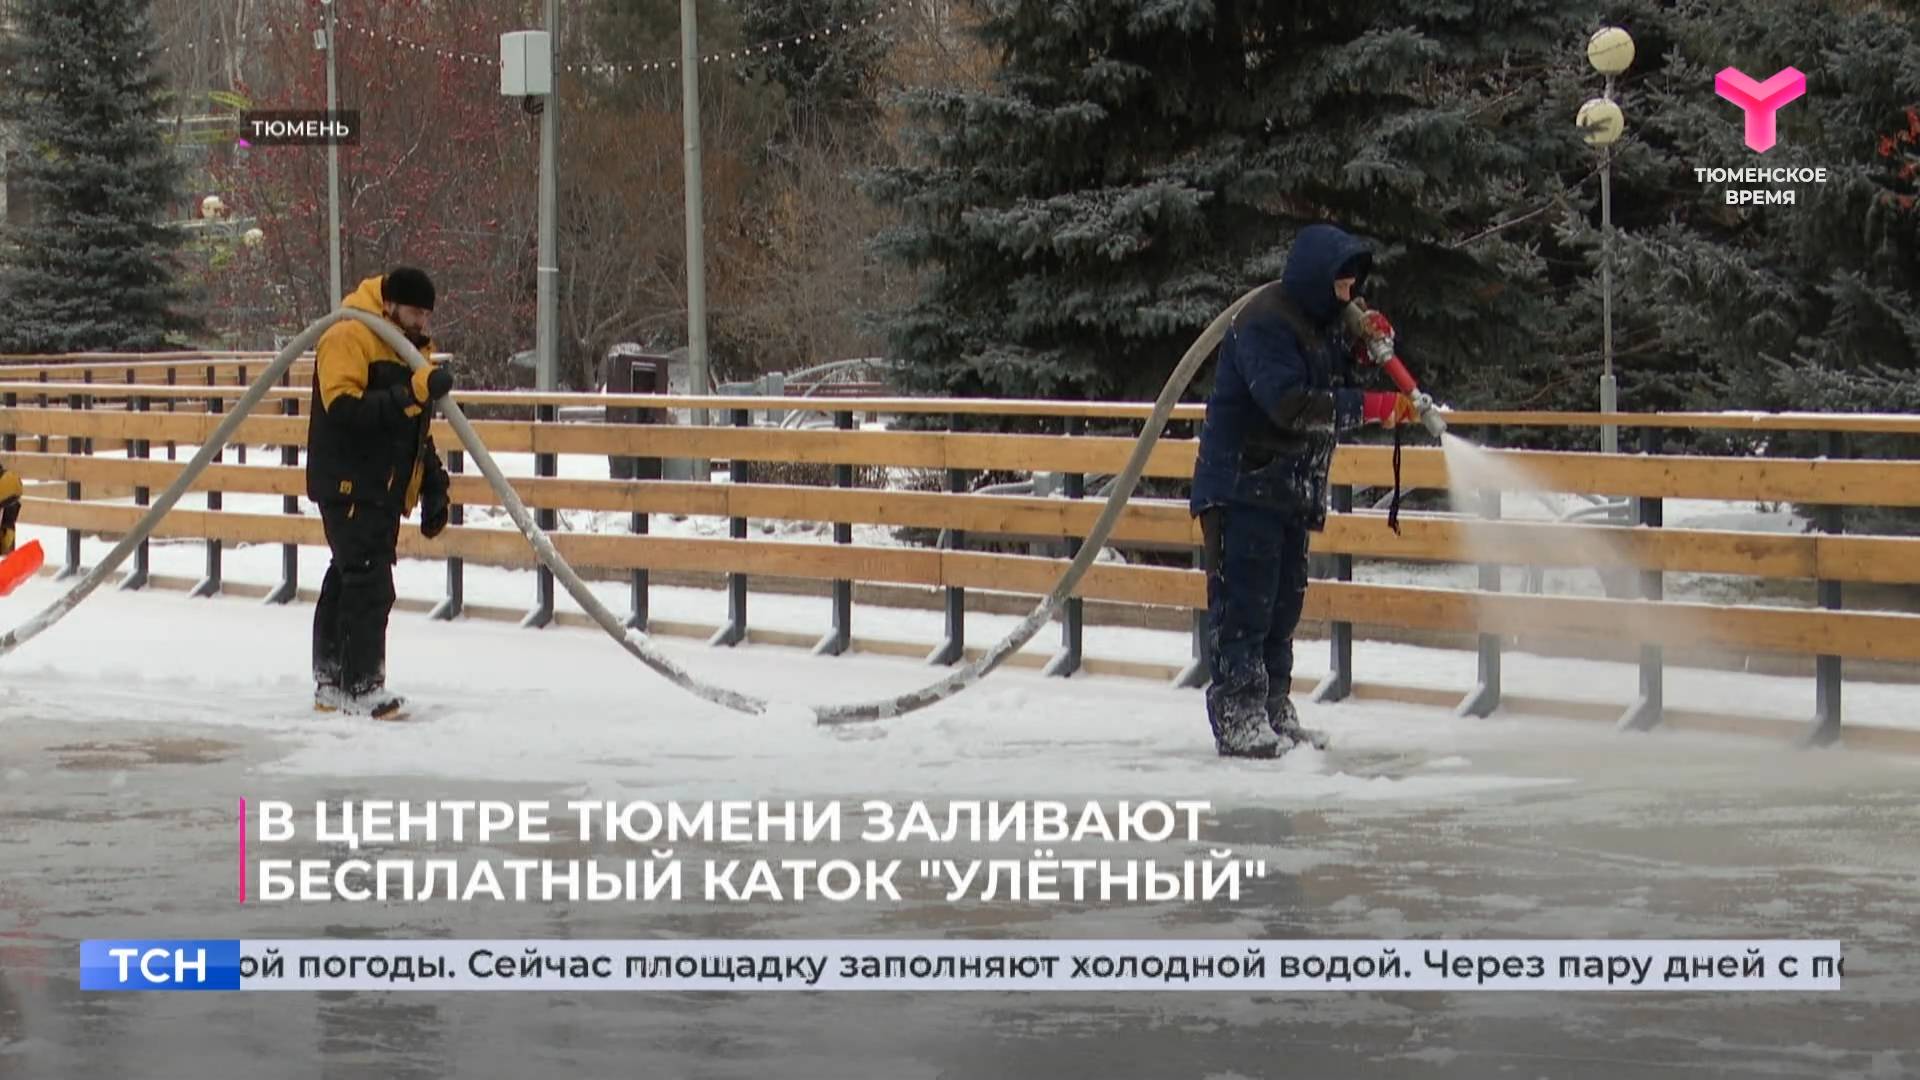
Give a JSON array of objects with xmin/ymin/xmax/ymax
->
[
  {"xmin": 0, "ymin": 461, "xmax": 21, "ymax": 556},
  {"xmin": 305, "ymin": 267, "xmax": 454, "ymax": 719}
]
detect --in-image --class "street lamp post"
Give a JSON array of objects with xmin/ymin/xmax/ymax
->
[
  {"xmin": 322, "ymin": 0, "xmax": 342, "ymax": 307},
  {"xmin": 1583, "ymin": 26, "xmax": 1634, "ymax": 455},
  {"xmin": 680, "ymin": 0, "xmax": 711, "ymax": 481}
]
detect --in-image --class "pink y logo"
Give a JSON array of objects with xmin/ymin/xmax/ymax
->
[{"xmin": 1715, "ymin": 67, "xmax": 1807, "ymax": 153}]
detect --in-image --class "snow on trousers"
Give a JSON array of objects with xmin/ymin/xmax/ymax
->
[
  {"xmin": 1201, "ymin": 503, "xmax": 1310, "ymax": 746},
  {"xmin": 313, "ymin": 500, "xmax": 401, "ymax": 696}
]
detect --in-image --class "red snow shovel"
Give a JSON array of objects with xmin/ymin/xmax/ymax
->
[{"xmin": 0, "ymin": 540, "xmax": 45, "ymax": 597}]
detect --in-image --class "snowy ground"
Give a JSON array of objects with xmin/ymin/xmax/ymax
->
[{"xmin": 2, "ymin": 576, "xmax": 1919, "ymax": 1078}]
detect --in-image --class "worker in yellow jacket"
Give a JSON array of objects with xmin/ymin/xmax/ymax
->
[
  {"xmin": 0, "ymin": 461, "xmax": 21, "ymax": 556},
  {"xmin": 304, "ymin": 268, "xmax": 453, "ymax": 719}
]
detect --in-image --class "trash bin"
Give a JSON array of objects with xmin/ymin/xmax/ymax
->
[{"xmin": 602, "ymin": 345, "xmax": 669, "ymax": 482}]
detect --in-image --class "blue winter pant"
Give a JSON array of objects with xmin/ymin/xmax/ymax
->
[{"xmin": 1200, "ymin": 504, "xmax": 1311, "ymax": 743}]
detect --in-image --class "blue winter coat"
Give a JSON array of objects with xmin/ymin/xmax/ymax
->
[{"xmin": 1190, "ymin": 225, "xmax": 1371, "ymax": 529}]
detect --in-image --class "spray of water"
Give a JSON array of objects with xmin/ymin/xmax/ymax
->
[{"xmin": 1437, "ymin": 433, "xmax": 1641, "ymax": 596}]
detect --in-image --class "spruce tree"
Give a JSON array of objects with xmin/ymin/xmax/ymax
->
[
  {"xmin": 0, "ymin": 0, "xmax": 194, "ymax": 352},
  {"xmin": 865, "ymin": 0, "xmax": 1604, "ymax": 404},
  {"xmin": 736, "ymin": 0, "xmax": 889, "ymax": 129},
  {"xmin": 1579, "ymin": 0, "xmax": 1920, "ymax": 424}
]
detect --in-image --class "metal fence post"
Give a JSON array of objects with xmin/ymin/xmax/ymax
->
[
  {"xmin": 1620, "ymin": 427, "xmax": 1667, "ymax": 732},
  {"xmin": 523, "ymin": 401, "xmax": 557, "ymax": 629},
  {"xmin": 1457, "ymin": 481, "xmax": 1503, "ymax": 717},
  {"xmin": 927, "ymin": 413, "xmax": 968, "ymax": 666},
  {"xmin": 1174, "ymin": 539, "xmax": 1210, "ymax": 689},
  {"xmin": 1045, "ymin": 415, "xmax": 1086, "ymax": 678},
  {"xmin": 165, "ymin": 366, "xmax": 177, "ymax": 461},
  {"xmin": 1313, "ymin": 482, "xmax": 1355, "ymax": 703},
  {"xmin": 58, "ymin": 383, "xmax": 83, "ymax": 579},
  {"xmin": 123, "ymin": 381, "xmax": 152, "ymax": 592},
  {"xmin": 233, "ymin": 365, "xmax": 247, "ymax": 465},
  {"xmin": 265, "ymin": 377, "xmax": 300, "ymax": 605},
  {"xmin": 814, "ymin": 408, "xmax": 855, "ymax": 656},
  {"xmin": 36, "ymin": 370, "xmax": 47, "ymax": 454},
  {"xmin": 710, "ymin": 406, "xmax": 751, "ymax": 647},
  {"xmin": 1807, "ymin": 429, "xmax": 1848, "ymax": 747},
  {"xmin": 431, "ymin": 449, "xmax": 466, "ymax": 621},
  {"xmin": 2, "ymin": 389, "xmax": 14, "ymax": 453},
  {"xmin": 190, "ymin": 365, "xmax": 223, "ymax": 598}
]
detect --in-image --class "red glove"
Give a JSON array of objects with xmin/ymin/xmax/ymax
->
[{"xmin": 1363, "ymin": 392, "xmax": 1419, "ymax": 429}]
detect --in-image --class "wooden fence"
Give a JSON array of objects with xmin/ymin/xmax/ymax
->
[{"xmin": 3, "ymin": 374, "xmax": 1918, "ymax": 747}]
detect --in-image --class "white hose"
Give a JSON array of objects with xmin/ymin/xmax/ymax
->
[{"xmin": 3, "ymin": 286, "xmax": 1266, "ymax": 725}]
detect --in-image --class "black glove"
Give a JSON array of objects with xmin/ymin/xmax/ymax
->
[
  {"xmin": 421, "ymin": 490, "xmax": 449, "ymax": 539},
  {"xmin": 387, "ymin": 365, "xmax": 453, "ymax": 410}
]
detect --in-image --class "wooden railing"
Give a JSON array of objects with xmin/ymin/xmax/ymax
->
[{"xmin": 3, "ymin": 377, "xmax": 1917, "ymax": 745}]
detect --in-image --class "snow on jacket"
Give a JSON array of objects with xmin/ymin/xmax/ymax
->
[
  {"xmin": 304, "ymin": 274, "xmax": 449, "ymax": 515},
  {"xmin": 1189, "ymin": 225, "xmax": 1372, "ymax": 529}
]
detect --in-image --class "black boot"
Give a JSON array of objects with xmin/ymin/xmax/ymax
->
[{"xmin": 1267, "ymin": 694, "xmax": 1330, "ymax": 750}]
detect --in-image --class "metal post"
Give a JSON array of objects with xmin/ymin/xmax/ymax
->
[
  {"xmin": 536, "ymin": 0, "xmax": 560, "ymax": 395},
  {"xmin": 165, "ymin": 366, "xmax": 176, "ymax": 461},
  {"xmin": 233, "ymin": 367, "xmax": 247, "ymax": 465},
  {"xmin": 123, "ymin": 388, "xmax": 152, "ymax": 592},
  {"xmin": 813, "ymin": 408, "xmax": 854, "ymax": 656},
  {"xmin": 524, "ymin": 402, "xmax": 556, "ymax": 628},
  {"xmin": 627, "ymin": 501, "xmax": 649, "ymax": 632},
  {"xmin": 1174, "ymin": 541, "xmax": 1209, "ymax": 689},
  {"xmin": 1313, "ymin": 483, "xmax": 1355, "ymax": 703},
  {"xmin": 324, "ymin": 0, "xmax": 342, "ymax": 307},
  {"xmin": 1599, "ymin": 77, "xmax": 1619, "ymax": 458},
  {"xmin": 191, "ymin": 369, "xmax": 223, "ymax": 598},
  {"xmin": 710, "ymin": 406, "xmax": 750, "ymax": 647},
  {"xmin": 1807, "ymin": 429, "xmax": 1847, "ymax": 747},
  {"xmin": 431, "ymin": 449, "xmax": 465, "ymax": 621},
  {"xmin": 1458, "ymin": 484, "xmax": 1503, "ymax": 717},
  {"xmin": 58, "ymin": 386, "xmax": 82, "ymax": 579},
  {"xmin": 1620, "ymin": 431, "xmax": 1665, "ymax": 731},
  {"xmin": 680, "ymin": 0, "xmax": 711, "ymax": 480},
  {"xmin": 264, "ymin": 375, "xmax": 298, "ymax": 604},
  {"xmin": 1045, "ymin": 416, "xmax": 1085, "ymax": 678},
  {"xmin": 927, "ymin": 414, "xmax": 967, "ymax": 666},
  {"xmin": 2, "ymin": 390, "xmax": 13, "ymax": 452}
]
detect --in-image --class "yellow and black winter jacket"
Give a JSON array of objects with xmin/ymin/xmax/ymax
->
[
  {"xmin": 0, "ymin": 461, "xmax": 21, "ymax": 555},
  {"xmin": 305, "ymin": 275, "xmax": 449, "ymax": 515}
]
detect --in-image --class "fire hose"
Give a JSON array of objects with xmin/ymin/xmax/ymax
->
[{"xmin": 1, "ymin": 290, "xmax": 1442, "ymax": 725}]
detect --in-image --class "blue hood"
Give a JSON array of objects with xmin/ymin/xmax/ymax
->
[{"xmin": 1280, "ymin": 224, "xmax": 1372, "ymax": 325}]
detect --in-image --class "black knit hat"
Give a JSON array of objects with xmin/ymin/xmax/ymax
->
[{"xmin": 382, "ymin": 266, "xmax": 435, "ymax": 311}]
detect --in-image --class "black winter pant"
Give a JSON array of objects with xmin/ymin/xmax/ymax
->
[
  {"xmin": 313, "ymin": 501, "xmax": 401, "ymax": 696},
  {"xmin": 1200, "ymin": 504, "xmax": 1311, "ymax": 745}
]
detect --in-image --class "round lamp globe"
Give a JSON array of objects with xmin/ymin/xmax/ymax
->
[
  {"xmin": 1578, "ymin": 98, "xmax": 1626, "ymax": 146},
  {"xmin": 1588, "ymin": 26, "xmax": 1635, "ymax": 76}
]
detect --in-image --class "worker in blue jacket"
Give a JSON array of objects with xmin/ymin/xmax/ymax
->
[{"xmin": 1190, "ymin": 224, "xmax": 1418, "ymax": 758}]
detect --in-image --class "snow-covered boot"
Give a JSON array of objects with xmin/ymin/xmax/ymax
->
[
  {"xmin": 1210, "ymin": 690, "xmax": 1286, "ymax": 759},
  {"xmin": 1268, "ymin": 694, "xmax": 1329, "ymax": 750},
  {"xmin": 339, "ymin": 686, "xmax": 407, "ymax": 721},
  {"xmin": 314, "ymin": 683, "xmax": 343, "ymax": 714}
]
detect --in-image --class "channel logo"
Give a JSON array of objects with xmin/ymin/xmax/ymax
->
[
  {"xmin": 80, "ymin": 940, "xmax": 242, "ymax": 991},
  {"xmin": 1715, "ymin": 67, "xmax": 1807, "ymax": 153}
]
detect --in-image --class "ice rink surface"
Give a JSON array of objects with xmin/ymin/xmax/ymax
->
[{"xmin": 2, "ymin": 578, "xmax": 1917, "ymax": 1079}]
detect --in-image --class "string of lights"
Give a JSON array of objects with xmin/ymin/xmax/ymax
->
[
  {"xmin": 4, "ymin": 5, "xmax": 899, "ymax": 80},
  {"xmin": 334, "ymin": 3, "xmax": 900, "ymax": 75}
]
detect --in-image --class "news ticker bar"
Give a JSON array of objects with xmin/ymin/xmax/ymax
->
[{"xmin": 81, "ymin": 939, "xmax": 1845, "ymax": 993}]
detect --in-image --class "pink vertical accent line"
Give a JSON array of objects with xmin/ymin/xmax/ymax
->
[{"xmin": 239, "ymin": 797, "xmax": 247, "ymax": 904}]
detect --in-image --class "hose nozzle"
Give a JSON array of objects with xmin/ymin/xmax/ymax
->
[{"xmin": 1412, "ymin": 391, "xmax": 1447, "ymax": 438}]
